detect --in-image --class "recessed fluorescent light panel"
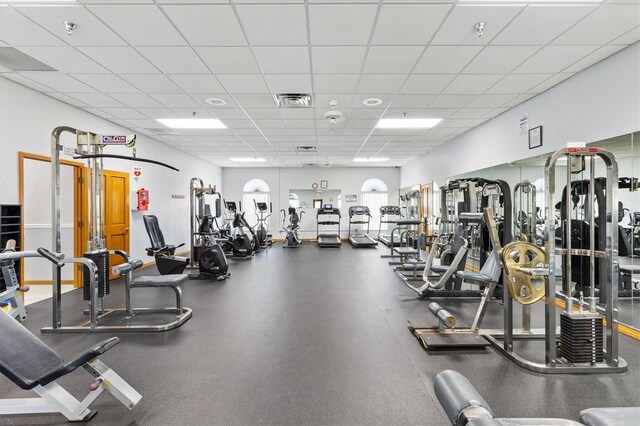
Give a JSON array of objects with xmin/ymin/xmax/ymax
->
[
  {"xmin": 157, "ymin": 118, "xmax": 226, "ymax": 129},
  {"xmin": 229, "ymin": 157, "xmax": 266, "ymax": 162},
  {"xmin": 376, "ymin": 118, "xmax": 442, "ymax": 129},
  {"xmin": 353, "ymin": 157, "xmax": 389, "ymax": 162}
]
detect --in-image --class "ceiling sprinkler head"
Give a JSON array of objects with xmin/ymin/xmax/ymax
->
[
  {"xmin": 64, "ymin": 21, "xmax": 76, "ymax": 36},
  {"xmin": 474, "ymin": 21, "xmax": 485, "ymax": 37},
  {"xmin": 328, "ymin": 100, "xmax": 338, "ymax": 109}
]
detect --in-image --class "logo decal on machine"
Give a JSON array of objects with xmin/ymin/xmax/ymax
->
[{"xmin": 101, "ymin": 135, "xmax": 128, "ymax": 144}]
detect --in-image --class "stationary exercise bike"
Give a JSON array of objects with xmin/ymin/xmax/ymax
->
[
  {"xmin": 281, "ymin": 207, "xmax": 304, "ymax": 248},
  {"xmin": 254, "ymin": 200, "xmax": 273, "ymax": 248}
]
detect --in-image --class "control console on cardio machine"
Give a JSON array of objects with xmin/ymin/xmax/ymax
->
[{"xmin": 316, "ymin": 204, "xmax": 341, "ymax": 247}]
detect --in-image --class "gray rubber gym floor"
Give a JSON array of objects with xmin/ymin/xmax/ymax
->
[{"xmin": 2, "ymin": 244, "xmax": 639, "ymax": 425}]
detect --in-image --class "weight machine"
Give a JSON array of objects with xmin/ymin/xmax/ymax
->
[{"xmin": 45, "ymin": 126, "xmax": 191, "ymax": 332}]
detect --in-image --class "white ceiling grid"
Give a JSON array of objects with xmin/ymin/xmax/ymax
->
[{"xmin": 0, "ymin": 0, "xmax": 637, "ymax": 168}]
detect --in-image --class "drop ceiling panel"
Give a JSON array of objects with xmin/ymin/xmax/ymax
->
[
  {"xmin": 462, "ymin": 46, "xmax": 540, "ymax": 74},
  {"xmin": 244, "ymin": 108, "xmax": 282, "ymax": 119},
  {"xmin": 0, "ymin": 7, "xmax": 64, "ymax": 46},
  {"xmin": 351, "ymin": 94, "xmax": 394, "ymax": 108},
  {"xmin": 169, "ymin": 74, "xmax": 224, "ymax": 93},
  {"xmin": 401, "ymin": 74, "xmax": 456, "ymax": 94},
  {"xmin": 420, "ymin": 108, "xmax": 457, "ymax": 119},
  {"xmin": 564, "ymin": 45, "xmax": 627, "ymax": 73},
  {"xmin": 137, "ymin": 47, "xmax": 209, "ymax": 74},
  {"xmin": 109, "ymin": 93, "xmax": 163, "ymax": 108},
  {"xmin": 492, "ymin": 6, "xmax": 596, "ymax": 46},
  {"xmin": 232, "ymin": 93, "xmax": 276, "ymax": 107},
  {"xmin": 448, "ymin": 108, "xmax": 493, "ymax": 119},
  {"xmin": 311, "ymin": 47, "xmax": 367, "ymax": 74},
  {"xmin": 357, "ymin": 74, "xmax": 406, "ymax": 93},
  {"xmin": 87, "ymin": 5, "xmax": 186, "ymax": 46},
  {"xmin": 484, "ymin": 73, "xmax": 551, "ymax": 94},
  {"xmin": 14, "ymin": 5, "xmax": 127, "ymax": 47},
  {"xmin": 17, "ymin": 47, "xmax": 107, "ymax": 73},
  {"xmin": 413, "ymin": 46, "xmax": 482, "ymax": 74},
  {"xmin": 253, "ymin": 47, "xmax": 310, "ymax": 74},
  {"xmin": 99, "ymin": 107, "xmax": 149, "ymax": 119},
  {"xmin": 514, "ymin": 45, "xmax": 599, "ymax": 74},
  {"xmin": 70, "ymin": 74, "xmax": 140, "ymax": 93},
  {"xmin": 195, "ymin": 47, "xmax": 259, "ymax": 74},
  {"xmin": 382, "ymin": 108, "xmax": 423, "ymax": 119},
  {"xmin": 236, "ymin": 5, "xmax": 307, "ymax": 46},
  {"xmin": 77, "ymin": 48, "xmax": 159, "ymax": 74},
  {"xmin": 610, "ymin": 27, "xmax": 640, "ymax": 45},
  {"xmin": 528, "ymin": 73, "xmax": 573, "ymax": 94},
  {"xmin": 150, "ymin": 94, "xmax": 201, "ymax": 108},
  {"xmin": 119, "ymin": 74, "xmax": 182, "ymax": 94},
  {"xmin": 162, "ymin": 5, "xmax": 247, "ymax": 46},
  {"xmin": 431, "ymin": 5, "xmax": 524, "ymax": 46},
  {"xmin": 264, "ymin": 74, "xmax": 312, "ymax": 93},
  {"xmin": 428, "ymin": 94, "xmax": 477, "ymax": 108},
  {"xmin": 208, "ymin": 108, "xmax": 246, "ymax": 119},
  {"xmin": 309, "ymin": 4, "xmax": 378, "ymax": 45},
  {"xmin": 19, "ymin": 71, "xmax": 97, "ymax": 93},
  {"xmin": 443, "ymin": 74, "xmax": 503, "ymax": 94},
  {"xmin": 66, "ymin": 93, "xmax": 124, "ymax": 108},
  {"xmin": 371, "ymin": 4, "xmax": 451, "ymax": 45},
  {"xmin": 390, "ymin": 95, "xmax": 435, "ymax": 109},
  {"xmin": 363, "ymin": 46, "xmax": 424, "ymax": 73},
  {"xmin": 465, "ymin": 94, "xmax": 517, "ymax": 108},
  {"xmin": 552, "ymin": 3, "xmax": 640, "ymax": 46},
  {"xmin": 313, "ymin": 74, "xmax": 359, "ymax": 94}
]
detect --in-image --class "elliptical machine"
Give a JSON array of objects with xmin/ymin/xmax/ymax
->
[
  {"xmin": 281, "ymin": 207, "xmax": 304, "ymax": 248},
  {"xmin": 254, "ymin": 200, "xmax": 273, "ymax": 248},
  {"xmin": 225, "ymin": 201, "xmax": 257, "ymax": 258},
  {"xmin": 189, "ymin": 178, "xmax": 230, "ymax": 280}
]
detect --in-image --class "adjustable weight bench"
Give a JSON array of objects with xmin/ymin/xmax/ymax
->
[
  {"xmin": 434, "ymin": 370, "xmax": 639, "ymax": 426},
  {"xmin": 0, "ymin": 309, "xmax": 141, "ymax": 421}
]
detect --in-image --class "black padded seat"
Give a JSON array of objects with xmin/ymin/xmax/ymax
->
[
  {"xmin": 579, "ymin": 407, "xmax": 640, "ymax": 426},
  {"xmin": 430, "ymin": 265, "xmax": 449, "ymax": 274},
  {"xmin": 397, "ymin": 219, "xmax": 422, "ymax": 226},
  {"xmin": 393, "ymin": 247, "xmax": 419, "ymax": 255},
  {"xmin": 132, "ymin": 274, "xmax": 188, "ymax": 288},
  {"xmin": 457, "ymin": 270, "xmax": 493, "ymax": 284},
  {"xmin": 619, "ymin": 264, "xmax": 639, "ymax": 274},
  {"xmin": 0, "ymin": 309, "xmax": 118, "ymax": 390}
]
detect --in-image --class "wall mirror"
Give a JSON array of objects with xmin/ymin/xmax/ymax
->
[{"xmin": 289, "ymin": 189, "xmax": 342, "ymax": 209}]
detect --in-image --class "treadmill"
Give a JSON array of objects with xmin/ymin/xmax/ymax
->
[
  {"xmin": 316, "ymin": 204, "xmax": 341, "ymax": 247},
  {"xmin": 378, "ymin": 205, "xmax": 403, "ymax": 247},
  {"xmin": 348, "ymin": 206, "xmax": 377, "ymax": 248}
]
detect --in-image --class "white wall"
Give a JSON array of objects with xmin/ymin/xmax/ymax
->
[
  {"xmin": 401, "ymin": 42, "xmax": 640, "ymax": 186},
  {"xmin": 222, "ymin": 167, "xmax": 400, "ymax": 238},
  {"xmin": 0, "ymin": 76, "xmax": 222, "ymax": 265}
]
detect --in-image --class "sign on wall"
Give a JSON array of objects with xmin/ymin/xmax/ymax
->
[
  {"xmin": 519, "ymin": 114, "xmax": 529, "ymax": 136},
  {"xmin": 345, "ymin": 194, "xmax": 357, "ymax": 203}
]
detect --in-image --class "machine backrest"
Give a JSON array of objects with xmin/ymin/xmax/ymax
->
[
  {"xmin": 481, "ymin": 250, "xmax": 502, "ymax": 283},
  {"xmin": 0, "ymin": 309, "xmax": 65, "ymax": 390},
  {"xmin": 450, "ymin": 225, "xmax": 468, "ymax": 255},
  {"xmin": 143, "ymin": 215, "xmax": 166, "ymax": 249},
  {"xmin": 289, "ymin": 207, "xmax": 300, "ymax": 226}
]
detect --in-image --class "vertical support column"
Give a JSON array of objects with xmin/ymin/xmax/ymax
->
[{"xmin": 544, "ymin": 152, "xmax": 561, "ymax": 366}]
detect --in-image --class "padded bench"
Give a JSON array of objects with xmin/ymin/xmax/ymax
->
[
  {"xmin": 579, "ymin": 407, "xmax": 640, "ymax": 426},
  {"xmin": 393, "ymin": 246, "xmax": 420, "ymax": 263},
  {"xmin": 131, "ymin": 274, "xmax": 188, "ymax": 314}
]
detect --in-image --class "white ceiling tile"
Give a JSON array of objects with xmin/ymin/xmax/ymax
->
[
  {"xmin": 414, "ymin": 46, "xmax": 482, "ymax": 74},
  {"xmin": 162, "ymin": 5, "xmax": 246, "ymax": 46},
  {"xmin": 0, "ymin": 7, "xmax": 64, "ymax": 46},
  {"xmin": 448, "ymin": 108, "xmax": 493, "ymax": 119},
  {"xmin": 312, "ymin": 47, "xmax": 367, "ymax": 74},
  {"xmin": 610, "ymin": 26, "xmax": 640, "ymax": 45},
  {"xmin": 437, "ymin": 118, "xmax": 473, "ymax": 128},
  {"xmin": 253, "ymin": 47, "xmax": 310, "ymax": 74},
  {"xmin": 285, "ymin": 120, "xmax": 315, "ymax": 129},
  {"xmin": 431, "ymin": 5, "xmax": 524, "ymax": 45},
  {"xmin": 70, "ymin": 74, "xmax": 140, "ymax": 93},
  {"xmin": 125, "ymin": 119, "xmax": 164, "ymax": 129},
  {"xmin": 191, "ymin": 93, "xmax": 238, "ymax": 108},
  {"xmin": 1, "ymin": 72, "xmax": 55, "ymax": 92},
  {"xmin": 501, "ymin": 93, "xmax": 537, "ymax": 108},
  {"xmin": 401, "ymin": 74, "xmax": 456, "ymax": 94},
  {"xmin": 371, "ymin": 4, "xmax": 451, "ymax": 45},
  {"xmin": 357, "ymin": 74, "xmax": 406, "ymax": 93},
  {"xmin": 420, "ymin": 108, "xmax": 458, "ymax": 119},
  {"xmin": 390, "ymin": 95, "xmax": 435, "ymax": 109},
  {"xmin": 463, "ymin": 46, "xmax": 540, "ymax": 74},
  {"xmin": 264, "ymin": 74, "xmax": 312, "ymax": 93},
  {"xmin": 18, "ymin": 71, "xmax": 97, "ymax": 92},
  {"xmin": 195, "ymin": 47, "xmax": 259, "ymax": 73},
  {"xmin": 99, "ymin": 108, "xmax": 148, "ymax": 119},
  {"xmin": 350, "ymin": 94, "xmax": 393, "ymax": 108},
  {"xmin": 484, "ymin": 74, "xmax": 551, "ymax": 94},
  {"xmin": 443, "ymin": 74, "xmax": 503, "ymax": 95},
  {"xmin": 119, "ymin": 74, "xmax": 182, "ymax": 94},
  {"xmin": 14, "ymin": 5, "xmax": 126, "ymax": 47},
  {"xmin": 345, "ymin": 119, "xmax": 376, "ymax": 129},
  {"xmin": 428, "ymin": 94, "xmax": 476, "ymax": 108},
  {"xmin": 253, "ymin": 119, "xmax": 285, "ymax": 129},
  {"xmin": 313, "ymin": 74, "xmax": 359, "ymax": 93},
  {"xmin": 218, "ymin": 74, "xmax": 269, "ymax": 93},
  {"xmin": 87, "ymin": 5, "xmax": 186, "ymax": 46},
  {"xmin": 345, "ymin": 109, "xmax": 380, "ymax": 120},
  {"xmin": 236, "ymin": 5, "xmax": 307, "ymax": 46},
  {"xmin": 82, "ymin": 108, "xmax": 114, "ymax": 119},
  {"xmin": 150, "ymin": 94, "xmax": 200, "ymax": 108},
  {"xmin": 46, "ymin": 92, "xmax": 90, "ymax": 108},
  {"xmin": 66, "ymin": 93, "xmax": 124, "ymax": 108},
  {"xmin": 109, "ymin": 93, "xmax": 162, "ymax": 107},
  {"xmin": 482, "ymin": 108, "xmax": 508, "ymax": 119},
  {"xmin": 513, "ymin": 45, "xmax": 599, "ymax": 74},
  {"xmin": 288, "ymin": 128, "xmax": 316, "ymax": 136},
  {"xmin": 137, "ymin": 47, "xmax": 209, "ymax": 74},
  {"xmin": 564, "ymin": 44, "xmax": 627, "ymax": 73},
  {"xmin": 208, "ymin": 108, "xmax": 246, "ymax": 119},
  {"xmin": 465, "ymin": 94, "xmax": 517, "ymax": 108},
  {"xmin": 528, "ymin": 73, "xmax": 574, "ymax": 94},
  {"xmin": 77, "ymin": 48, "xmax": 158, "ymax": 74},
  {"xmin": 309, "ymin": 4, "xmax": 378, "ymax": 45},
  {"xmin": 16, "ymin": 47, "xmax": 107, "ymax": 73},
  {"xmin": 492, "ymin": 5, "xmax": 596, "ymax": 46},
  {"xmin": 381, "ymin": 108, "xmax": 422, "ymax": 119},
  {"xmin": 171, "ymin": 107, "xmax": 215, "ymax": 118},
  {"xmin": 363, "ymin": 46, "xmax": 424, "ymax": 73},
  {"xmin": 553, "ymin": 3, "xmax": 640, "ymax": 45},
  {"xmin": 244, "ymin": 109, "xmax": 281, "ymax": 120},
  {"xmin": 232, "ymin": 93, "xmax": 276, "ymax": 107},
  {"xmin": 168, "ymin": 74, "xmax": 224, "ymax": 93}
]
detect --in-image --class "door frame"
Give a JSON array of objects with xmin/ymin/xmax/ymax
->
[
  {"xmin": 102, "ymin": 169, "xmax": 130, "ymax": 280},
  {"xmin": 18, "ymin": 152, "xmax": 86, "ymax": 288}
]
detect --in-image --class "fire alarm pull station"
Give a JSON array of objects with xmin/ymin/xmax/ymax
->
[{"xmin": 136, "ymin": 188, "xmax": 149, "ymax": 211}]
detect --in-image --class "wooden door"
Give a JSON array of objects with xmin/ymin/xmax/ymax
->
[{"xmin": 103, "ymin": 170, "xmax": 130, "ymax": 280}]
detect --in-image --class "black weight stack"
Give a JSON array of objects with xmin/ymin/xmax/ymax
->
[{"xmin": 82, "ymin": 250, "xmax": 110, "ymax": 301}]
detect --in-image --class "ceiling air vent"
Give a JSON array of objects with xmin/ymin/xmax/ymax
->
[
  {"xmin": 296, "ymin": 146, "xmax": 317, "ymax": 152},
  {"xmin": 274, "ymin": 93, "xmax": 313, "ymax": 108},
  {"xmin": 0, "ymin": 48, "xmax": 56, "ymax": 71}
]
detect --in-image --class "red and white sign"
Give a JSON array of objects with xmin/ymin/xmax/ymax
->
[
  {"xmin": 133, "ymin": 167, "xmax": 142, "ymax": 178},
  {"xmin": 101, "ymin": 135, "xmax": 128, "ymax": 144},
  {"xmin": 568, "ymin": 147, "xmax": 598, "ymax": 153}
]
